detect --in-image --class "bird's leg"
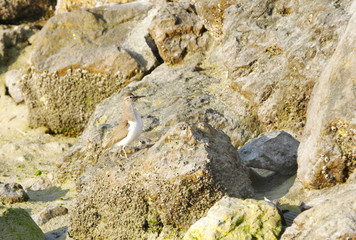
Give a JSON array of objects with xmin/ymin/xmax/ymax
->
[{"xmin": 122, "ymin": 146, "xmax": 128, "ymax": 159}]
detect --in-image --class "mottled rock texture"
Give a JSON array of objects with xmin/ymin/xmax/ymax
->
[
  {"xmin": 32, "ymin": 205, "xmax": 68, "ymax": 225},
  {"xmin": 57, "ymin": 63, "xmax": 261, "ymax": 182},
  {"xmin": 0, "ymin": 183, "xmax": 29, "ymax": 203},
  {"xmin": 0, "ymin": 24, "xmax": 38, "ymax": 66},
  {"xmin": 184, "ymin": 197, "xmax": 282, "ymax": 240},
  {"xmin": 68, "ymin": 122, "xmax": 253, "ymax": 239},
  {"xmin": 238, "ymin": 131, "xmax": 299, "ymax": 175},
  {"xmin": 297, "ymin": 0, "xmax": 356, "ymax": 188},
  {"xmin": 0, "ymin": 207, "xmax": 45, "ymax": 240},
  {"xmin": 149, "ymin": 2, "xmax": 210, "ymax": 64},
  {"xmin": 281, "ymin": 181, "xmax": 356, "ymax": 240},
  {"xmin": 208, "ymin": 0, "xmax": 353, "ymax": 137},
  {"xmin": 19, "ymin": 2, "xmax": 157, "ymax": 135},
  {"xmin": 0, "ymin": 0, "xmax": 54, "ymax": 24}
]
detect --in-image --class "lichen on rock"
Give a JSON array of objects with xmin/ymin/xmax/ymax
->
[{"xmin": 184, "ymin": 197, "xmax": 282, "ymax": 240}]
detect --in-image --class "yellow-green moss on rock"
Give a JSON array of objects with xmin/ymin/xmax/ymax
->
[
  {"xmin": 184, "ymin": 197, "xmax": 282, "ymax": 240},
  {"xmin": 0, "ymin": 207, "xmax": 45, "ymax": 240}
]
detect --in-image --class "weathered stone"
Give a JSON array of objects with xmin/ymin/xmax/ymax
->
[
  {"xmin": 0, "ymin": 183, "xmax": 29, "ymax": 203},
  {"xmin": 32, "ymin": 205, "xmax": 68, "ymax": 225},
  {"xmin": 0, "ymin": 0, "xmax": 54, "ymax": 24},
  {"xmin": 5, "ymin": 69, "xmax": 24, "ymax": 103},
  {"xmin": 208, "ymin": 0, "xmax": 353, "ymax": 137},
  {"xmin": 297, "ymin": 0, "xmax": 356, "ymax": 189},
  {"xmin": 194, "ymin": 0, "xmax": 238, "ymax": 39},
  {"xmin": 55, "ymin": 0, "xmax": 135, "ymax": 14},
  {"xmin": 149, "ymin": 2, "xmax": 209, "ymax": 64},
  {"xmin": 68, "ymin": 122, "xmax": 254, "ymax": 239},
  {"xmin": 281, "ymin": 183, "xmax": 356, "ymax": 240},
  {"xmin": 0, "ymin": 207, "xmax": 45, "ymax": 240},
  {"xmin": 238, "ymin": 131, "xmax": 299, "ymax": 175},
  {"xmin": 19, "ymin": 2, "xmax": 157, "ymax": 136},
  {"xmin": 184, "ymin": 197, "xmax": 282, "ymax": 240},
  {"xmin": 57, "ymin": 63, "xmax": 261, "ymax": 182},
  {"xmin": 0, "ymin": 24, "xmax": 38, "ymax": 65}
]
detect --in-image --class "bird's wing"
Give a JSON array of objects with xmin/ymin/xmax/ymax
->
[{"xmin": 104, "ymin": 119, "xmax": 129, "ymax": 149}]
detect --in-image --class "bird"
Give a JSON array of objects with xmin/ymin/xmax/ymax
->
[{"xmin": 103, "ymin": 92, "xmax": 144, "ymax": 159}]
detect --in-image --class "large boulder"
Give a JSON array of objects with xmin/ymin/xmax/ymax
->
[
  {"xmin": 0, "ymin": 207, "xmax": 45, "ymax": 240},
  {"xmin": 19, "ymin": 2, "xmax": 158, "ymax": 136},
  {"xmin": 207, "ymin": 0, "xmax": 353, "ymax": 137},
  {"xmin": 184, "ymin": 197, "xmax": 282, "ymax": 240},
  {"xmin": 68, "ymin": 122, "xmax": 254, "ymax": 239},
  {"xmin": 57, "ymin": 63, "xmax": 261, "ymax": 182},
  {"xmin": 148, "ymin": 2, "xmax": 210, "ymax": 64},
  {"xmin": 297, "ymin": 0, "xmax": 356, "ymax": 189},
  {"xmin": 238, "ymin": 131, "xmax": 299, "ymax": 175}
]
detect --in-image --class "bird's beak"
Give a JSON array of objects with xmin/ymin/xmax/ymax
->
[{"xmin": 134, "ymin": 95, "xmax": 145, "ymax": 100}]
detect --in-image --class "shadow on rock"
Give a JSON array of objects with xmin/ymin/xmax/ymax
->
[{"xmin": 26, "ymin": 186, "xmax": 69, "ymax": 202}]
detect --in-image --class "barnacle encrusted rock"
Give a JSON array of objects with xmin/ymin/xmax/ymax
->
[
  {"xmin": 297, "ymin": 2, "xmax": 356, "ymax": 188},
  {"xmin": 19, "ymin": 2, "xmax": 156, "ymax": 136},
  {"xmin": 68, "ymin": 122, "xmax": 254, "ymax": 239}
]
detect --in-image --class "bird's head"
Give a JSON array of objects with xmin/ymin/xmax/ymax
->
[{"xmin": 122, "ymin": 92, "xmax": 144, "ymax": 103}]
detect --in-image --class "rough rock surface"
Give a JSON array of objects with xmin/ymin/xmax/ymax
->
[
  {"xmin": 57, "ymin": 63, "xmax": 261, "ymax": 182},
  {"xmin": 55, "ymin": 0, "xmax": 135, "ymax": 14},
  {"xmin": 68, "ymin": 122, "xmax": 254, "ymax": 239},
  {"xmin": 0, "ymin": 183, "xmax": 29, "ymax": 203},
  {"xmin": 184, "ymin": 197, "xmax": 282, "ymax": 240},
  {"xmin": 19, "ymin": 2, "xmax": 157, "ymax": 135},
  {"xmin": 194, "ymin": 0, "xmax": 238, "ymax": 39},
  {"xmin": 208, "ymin": 0, "xmax": 353, "ymax": 137},
  {"xmin": 32, "ymin": 205, "xmax": 68, "ymax": 226},
  {"xmin": 0, "ymin": 207, "xmax": 45, "ymax": 240},
  {"xmin": 0, "ymin": 0, "xmax": 54, "ymax": 24},
  {"xmin": 281, "ymin": 179, "xmax": 356, "ymax": 240},
  {"xmin": 5, "ymin": 69, "xmax": 24, "ymax": 103},
  {"xmin": 238, "ymin": 131, "xmax": 299, "ymax": 175},
  {"xmin": 296, "ymin": 0, "xmax": 356, "ymax": 189},
  {"xmin": 0, "ymin": 24, "xmax": 38, "ymax": 66},
  {"xmin": 149, "ymin": 2, "xmax": 210, "ymax": 64}
]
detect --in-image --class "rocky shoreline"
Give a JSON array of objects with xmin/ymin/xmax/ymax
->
[{"xmin": 0, "ymin": 0, "xmax": 355, "ymax": 239}]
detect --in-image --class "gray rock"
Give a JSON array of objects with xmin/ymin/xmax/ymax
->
[
  {"xmin": 281, "ymin": 183, "xmax": 356, "ymax": 239},
  {"xmin": 184, "ymin": 197, "xmax": 282, "ymax": 240},
  {"xmin": 19, "ymin": 2, "xmax": 158, "ymax": 136},
  {"xmin": 0, "ymin": 207, "xmax": 45, "ymax": 240},
  {"xmin": 68, "ymin": 122, "xmax": 254, "ymax": 239},
  {"xmin": 0, "ymin": 183, "xmax": 29, "ymax": 203},
  {"xmin": 297, "ymin": 0, "xmax": 356, "ymax": 189},
  {"xmin": 5, "ymin": 69, "xmax": 24, "ymax": 104},
  {"xmin": 238, "ymin": 131, "xmax": 299, "ymax": 175},
  {"xmin": 57, "ymin": 63, "xmax": 261, "ymax": 182},
  {"xmin": 32, "ymin": 206, "xmax": 68, "ymax": 226},
  {"xmin": 148, "ymin": 2, "xmax": 210, "ymax": 64}
]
